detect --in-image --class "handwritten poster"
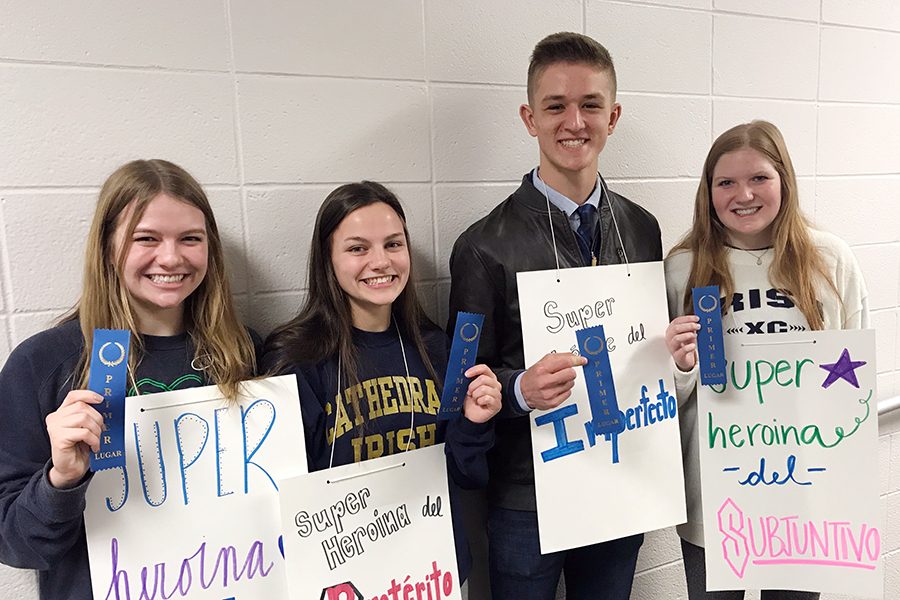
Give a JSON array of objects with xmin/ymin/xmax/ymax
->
[
  {"xmin": 517, "ymin": 262, "xmax": 686, "ymax": 553},
  {"xmin": 278, "ymin": 443, "xmax": 461, "ymax": 600},
  {"xmin": 698, "ymin": 330, "xmax": 882, "ymax": 597},
  {"xmin": 85, "ymin": 375, "xmax": 306, "ymax": 599}
]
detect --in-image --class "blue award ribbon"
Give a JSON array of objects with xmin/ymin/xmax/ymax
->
[
  {"xmin": 576, "ymin": 324, "xmax": 621, "ymax": 435},
  {"xmin": 438, "ymin": 312, "xmax": 485, "ymax": 420},
  {"xmin": 692, "ymin": 285, "xmax": 726, "ymax": 386},
  {"xmin": 88, "ymin": 329, "xmax": 131, "ymax": 471}
]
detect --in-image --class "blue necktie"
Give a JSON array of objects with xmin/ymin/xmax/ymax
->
[{"xmin": 575, "ymin": 203, "xmax": 598, "ymax": 266}]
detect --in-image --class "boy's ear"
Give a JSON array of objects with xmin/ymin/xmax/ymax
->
[
  {"xmin": 607, "ymin": 103, "xmax": 622, "ymax": 135},
  {"xmin": 519, "ymin": 103, "xmax": 538, "ymax": 137}
]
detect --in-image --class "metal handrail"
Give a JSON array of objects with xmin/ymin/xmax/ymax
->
[{"xmin": 877, "ymin": 395, "xmax": 900, "ymax": 417}]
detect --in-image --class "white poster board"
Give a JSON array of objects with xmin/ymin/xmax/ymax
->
[
  {"xmin": 278, "ymin": 443, "xmax": 461, "ymax": 600},
  {"xmin": 698, "ymin": 330, "xmax": 882, "ymax": 597},
  {"xmin": 85, "ymin": 375, "xmax": 306, "ymax": 599},
  {"xmin": 517, "ymin": 262, "xmax": 686, "ymax": 553}
]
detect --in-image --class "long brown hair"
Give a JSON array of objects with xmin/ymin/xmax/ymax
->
[
  {"xmin": 670, "ymin": 120, "xmax": 837, "ymax": 329},
  {"xmin": 64, "ymin": 159, "xmax": 255, "ymax": 399},
  {"xmin": 265, "ymin": 181, "xmax": 440, "ymax": 421}
]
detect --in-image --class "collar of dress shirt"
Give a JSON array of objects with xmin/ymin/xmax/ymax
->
[{"xmin": 531, "ymin": 168, "xmax": 602, "ymax": 230}]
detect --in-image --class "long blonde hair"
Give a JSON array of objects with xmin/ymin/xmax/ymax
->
[
  {"xmin": 670, "ymin": 120, "xmax": 837, "ymax": 329},
  {"xmin": 64, "ymin": 159, "xmax": 255, "ymax": 399}
]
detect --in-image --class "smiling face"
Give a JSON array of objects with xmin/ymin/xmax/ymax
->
[
  {"xmin": 520, "ymin": 61, "xmax": 621, "ymax": 197},
  {"xmin": 114, "ymin": 193, "xmax": 209, "ymax": 334},
  {"xmin": 710, "ymin": 147, "xmax": 783, "ymax": 249},
  {"xmin": 330, "ymin": 202, "xmax": 410, "ymax": 331}
]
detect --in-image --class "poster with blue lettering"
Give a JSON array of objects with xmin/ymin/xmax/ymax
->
[
  {"xmin": 517, "ymin": 262, "xmax": 686, "ymax": 553},
  {"xmin": 84, "ymin": 375, "xmax": 306, "ymax": 599},
  {"xmin": 278, "ymin": 443, "xmax": 461, "ymax": 600},
  {"xmin": 698, "ymin": 330, "xmax": 882, "ymax": 597}
]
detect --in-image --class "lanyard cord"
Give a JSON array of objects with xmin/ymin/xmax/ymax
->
[
  {"xmin": 328, "ymin": 316, "xmax": 414, "ymax": 470},
  {"xmin": 395, "ymin": 318, "xmax": 414, "ymax": 452},
  {"xmin": 598, "ymin": 176, "xmax": 631, "ymax": 276},
  {"xmin": 328, "ymin": 354, "xmax": 341, "ymax": 470},
  {"xmin": 538, "ymin": 175, "xmax": 563, "ymax": 282}
]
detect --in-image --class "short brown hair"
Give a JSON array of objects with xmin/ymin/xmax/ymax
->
[{"xmin": 527, "ymin": 32, "xmax": 617, "ymax": 103}]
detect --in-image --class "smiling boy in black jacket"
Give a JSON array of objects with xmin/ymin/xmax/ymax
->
[{"xmin": 448, "ymin": 32, "xmax": 662, "ymax": 600}]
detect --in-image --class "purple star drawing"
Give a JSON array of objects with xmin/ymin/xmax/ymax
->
[{"xmin": 819, "ymin": 348, "xmax": 867, "ymax": 389}]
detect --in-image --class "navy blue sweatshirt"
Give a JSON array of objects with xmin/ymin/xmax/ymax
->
[
  {"xmin": 0, "ymin": 320, "xmax": 243, "ymax": 600},
  {"xmin": 261, "ymin": 324, "xmax": 495, "ymax": 582}
]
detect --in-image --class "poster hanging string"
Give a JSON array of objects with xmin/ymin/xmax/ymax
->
[{"xmin": 742, "ymin": 339, "xmax": 817, "ymax": 347}]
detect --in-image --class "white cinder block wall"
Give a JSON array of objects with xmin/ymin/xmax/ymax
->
[{"xmin": 1, "ymin": 1, "xmax": 898, "ymax": 598}]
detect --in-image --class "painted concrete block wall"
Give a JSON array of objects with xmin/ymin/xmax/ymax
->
[{"xmin": 0, "ymin": 1, "xmax": 898, "ymax": 598}]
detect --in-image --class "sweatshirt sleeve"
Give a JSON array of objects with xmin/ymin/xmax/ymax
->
[
  {"xmin": 443, "ymin": 416, "xmax": 494, "ymax": 490},
  {"xmin": 811, "ymin": 228, "xmax": 870, "ymax": 331},
  {"xmin": 838, "ymin": 242, "xmax": 870, "ymax": 330},
  {"xmin": 428, "ymin": 326, "xmax": 495, "ymax": 489},
  {"xmin": 0, "ymin": 342, "xmax": 89, "ymax": 570},
  {"xmin": 673, "ymin": 363, "xmax": 699, "ymax": 408}
]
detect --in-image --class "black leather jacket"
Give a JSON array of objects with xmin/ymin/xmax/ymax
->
[{"xmin": 447, "ymin": 173, "xmax": 663, "ymax": 510}]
